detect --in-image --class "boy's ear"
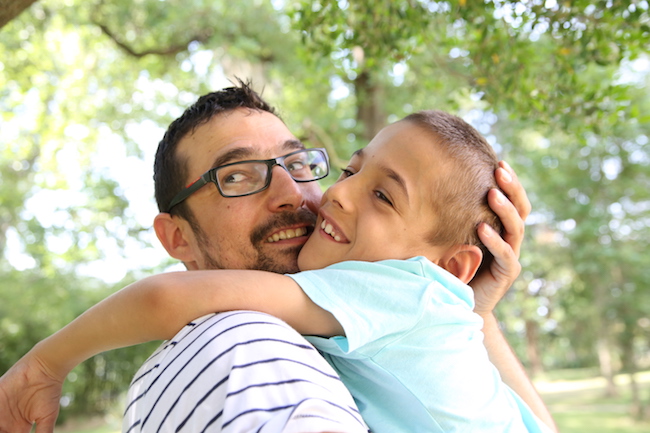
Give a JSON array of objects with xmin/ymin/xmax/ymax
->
[
  {"xmin": 438, "ymin": 245, "xmax": 483, "ymax": 284},
  {"xmin": 153, "ymin": 213, "xmax": 198, "ymax": 269}
]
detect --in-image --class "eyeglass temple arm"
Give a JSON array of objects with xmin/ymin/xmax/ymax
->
[{"xmin": 166, "ymin": 175, "xmax": 210, "ymax": 212}]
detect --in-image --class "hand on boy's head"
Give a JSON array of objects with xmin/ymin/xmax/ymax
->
[
  {"xmin": 495, "ymin": 161, "xmax": 531, "ymax": 256},
  {"xmin": 0, "ymin": 352, "xmax": 62, "ymax": 433},
  {"xmin": 470, "ymin": 161, "xmax": 529, "ymax": 316}
]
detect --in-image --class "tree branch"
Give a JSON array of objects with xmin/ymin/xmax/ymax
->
[
  {"xmin": 92, "ymin": 20, "xmax": 213, "ymax": 58},
  {"xmin": 0, "ymin": 0, "xmax": 38, "ymax": 29}
]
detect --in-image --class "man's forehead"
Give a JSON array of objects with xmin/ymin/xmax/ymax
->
[{"xmin": 177, "ymin": 109, "xmax": 302, "ymax": 173}]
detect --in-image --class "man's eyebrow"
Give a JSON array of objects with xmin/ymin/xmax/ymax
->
[
  {"xmin": 211, "ymin": 147, "xmax": 256, "ymax": 169},
  {"xmin": 283, "ymin": 139, "xmax": 306, "ymax": 151},
  {"xmin": 210, "ymin": 139, "xmax": 306, "ymax": 169}
]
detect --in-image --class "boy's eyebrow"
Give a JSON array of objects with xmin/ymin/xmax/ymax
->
[
  {"xmin": 380, "ymin": 165, "xmax": 409, "ymax": 203},
  {"xmin": 354, "ymin": 148, "xmax": 409, "ymax": 202}
]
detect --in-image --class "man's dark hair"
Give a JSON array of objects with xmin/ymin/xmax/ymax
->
[{"xmin": 153, "ymin": 79, "xmax": 276, "ymax": 220}]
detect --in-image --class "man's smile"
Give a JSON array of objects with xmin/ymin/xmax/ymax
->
[{"xmin": 266, "ymin": 226, "xmax": 309, "ymax": 243}]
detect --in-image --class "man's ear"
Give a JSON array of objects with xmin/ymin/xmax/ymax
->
[
  {"xmin": 153, "ymin": 213, "xmax": 198, "ymax": 269},
  {"xmin": 438, "ymin": 245, "xmax": 483, "ymax": 284}
]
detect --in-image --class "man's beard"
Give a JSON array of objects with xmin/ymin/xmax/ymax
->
[{"xmin": 189, "ymin": 208, "xmax": 316, "ymax": 274}]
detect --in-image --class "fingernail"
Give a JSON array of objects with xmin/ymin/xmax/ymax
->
[
  {"xmin": 494, "ymin": 189, "xmax": 505, "ymax": 204},
  {"xmin": 500, "ymin": 167, "xmax": 512, "ymax": 183},
  {"xmin": 479, "ymin": 223, "xmax": 492, "ymax": 237}
]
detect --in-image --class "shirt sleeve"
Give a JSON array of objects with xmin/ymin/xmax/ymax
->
[{"xmin": 288, "ymin": 258, "xmax": 476, "ymax": 355}]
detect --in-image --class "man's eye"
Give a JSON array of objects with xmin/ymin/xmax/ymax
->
[
  {"xmin": 374, "ymin": 190, "xmax": 393, "ymax": 207},
  {"xmin": 223, "ymin": 172, "xmax": 249, "ymax": 184},
  {"xmin": 286, "ymin": 161, "xmax": 306, "ymax": 171}
]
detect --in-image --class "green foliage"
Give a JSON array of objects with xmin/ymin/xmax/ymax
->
[{"xmin": 0, "ymin": 264, "xmax": 161, "ymax": 421}]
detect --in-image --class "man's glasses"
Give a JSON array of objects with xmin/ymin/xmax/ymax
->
[{"xmin": 166, "ymin": 148, "xmax": 330, "ymax": 212}]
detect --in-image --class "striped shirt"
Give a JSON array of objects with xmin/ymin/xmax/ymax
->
[{"xmin": 122, "ymin": 311, "xmax": 368, "ymax": 433}]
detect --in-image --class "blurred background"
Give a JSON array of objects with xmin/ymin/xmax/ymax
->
[{"xmin": 1, "ymin": 1, "xmax": 649, "ymax": 432}]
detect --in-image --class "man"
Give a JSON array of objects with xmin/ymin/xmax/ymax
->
[{"xmin": 0, "ymin": 81, "xmax": 555, "ymax": 433}]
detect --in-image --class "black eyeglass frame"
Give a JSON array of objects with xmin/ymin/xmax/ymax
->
[{"xmin": 165, "ymin": 148, "xmax": 330, "ymax": 212}]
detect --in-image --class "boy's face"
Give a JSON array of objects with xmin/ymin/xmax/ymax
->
[{"xmin": 298, "ymin": 120, "xmax": 452, "ymax": 271}]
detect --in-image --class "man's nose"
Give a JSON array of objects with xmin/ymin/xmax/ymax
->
[{"xmin": 265, "ymin": 165, "xmax": 305, "ymax": 211}]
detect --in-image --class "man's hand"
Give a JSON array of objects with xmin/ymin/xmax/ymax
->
[
  {"xmin": 0, "ymin": 350, "xmax": 63, "ymax": 433},
  {"xmin": 471, "ymin": 161, "xmax": 531, "ymax": 316}
]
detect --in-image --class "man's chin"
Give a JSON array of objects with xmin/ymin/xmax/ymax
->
[{"xmin": 254, "ymin": 245, "xmax": 302, "ymax": 274}]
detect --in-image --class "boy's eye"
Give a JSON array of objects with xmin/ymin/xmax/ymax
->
[
  {"xmin": 338, "ymin": 168, "xmax": 355, "ymax": 180},
  {"xmin": 374, "ymin": 190, "xmax": 393, "ymax": 207}
]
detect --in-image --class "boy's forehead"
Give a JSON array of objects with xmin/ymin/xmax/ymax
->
[
  {"xmin": 364, "ymin": 122, "xmax": 447, "ymax": 171},
  {"xmin": 365, "ymin": 121, "xmax": 452, "ymax": 205}
]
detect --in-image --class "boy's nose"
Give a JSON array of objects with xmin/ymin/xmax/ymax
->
[{"xmin": 323, "ymin": 176, "xmax": 355, "ymax": 211}]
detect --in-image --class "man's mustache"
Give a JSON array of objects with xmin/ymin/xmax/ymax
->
[{"xmin": 250, "ymin": 208, "xmax": 317, "ymax": 245}]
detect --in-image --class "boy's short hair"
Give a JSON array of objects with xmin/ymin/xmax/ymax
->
[
  {"xmin": 154, "ymin": 79, "xmax": 276, "ymax": 219},
  {"xmin": 402, "ymin": 110, "xmax": 504, "ymax": 267}
]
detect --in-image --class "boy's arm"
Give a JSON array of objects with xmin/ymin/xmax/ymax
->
[
  {"xmin": 471, "ymin": 161, "xmax": 558, "ymax": 433},
  {"xmin": 0, "ymin": 270, "xmax": 342, "ymax": 433}
]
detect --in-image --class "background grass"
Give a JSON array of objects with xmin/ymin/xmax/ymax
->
[{"xmin": 536, "ymin": 369, "xmax": 650, "ymax": 433}]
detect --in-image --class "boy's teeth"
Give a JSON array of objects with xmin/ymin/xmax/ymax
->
[
  {"xmin": 321, "ymin": 219, "xmax": 341, "ymax": 241},
  {"xmin": 266, "ymin": 227, "xmax": 306, "ymax": 243}
]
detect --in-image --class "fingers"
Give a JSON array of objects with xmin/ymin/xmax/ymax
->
[
  {"xmin": 496, "ymin": 161, "xmax": 531, "ymax": 220},
  {"xmin": 487, "ymin": 188, "xmax": 525, "ymax": 258},
  {"xmin": 477, "ymin": 222, "xmax": 517, "ymax": 274},
  {"xmin": 490, "ymin": 160, "xmax": 531, "ymax": 259},
  {"xmin": 472, "ymin": 223, "xmax": 522, "ymax": 316},
  {"xmin": 35, "ymin": 418, "xmax": 56, "ymax": 433},
  {"xmin": 478, "ymin": 222, "xmax": 521, "ymax": 285}
]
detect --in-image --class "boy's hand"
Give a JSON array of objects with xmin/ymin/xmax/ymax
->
[
  {"xmin": 0, "ymin": 351, "xmax": 63, "ymax": 433},
  {"xmin": 471, "ymin": 161, "xmax": 531, "ymax": 316}
]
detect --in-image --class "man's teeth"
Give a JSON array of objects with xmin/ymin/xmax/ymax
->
[
  {"xmin": 266, "ymin": 227, "xmax": 308, "ymax": 243},
  {"xmin": 321, "ymin": 220, "xmax": 341, "ymax": 242}
]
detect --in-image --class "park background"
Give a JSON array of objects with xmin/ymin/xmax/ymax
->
[{"xmin": 1, "ymin": 1, "xmax": 649, "ymax": 432}]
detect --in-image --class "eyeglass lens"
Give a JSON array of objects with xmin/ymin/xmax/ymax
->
[{"xmin": 216, "ymin": 150, "xmax": 328, "ymax": 197}]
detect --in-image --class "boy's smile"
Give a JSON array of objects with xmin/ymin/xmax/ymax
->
[{"xmin": 297, "ymin": 120, "xmax": 451, "ymax": 271}]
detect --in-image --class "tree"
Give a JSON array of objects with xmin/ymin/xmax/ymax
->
[{"xmin": 0, "ymin": 0, "xmax": 38, "ymax": 29}]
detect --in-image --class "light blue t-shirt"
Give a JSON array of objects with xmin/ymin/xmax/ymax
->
[{"xmin": 288, "ymin": 257, "xmax": 551, "ymax": 433}]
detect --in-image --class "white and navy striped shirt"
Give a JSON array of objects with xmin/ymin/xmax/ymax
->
[{"xmin": 122, "ymin": 311, "xmax": 368, "ymax": 433}]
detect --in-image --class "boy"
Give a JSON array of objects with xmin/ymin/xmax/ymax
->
[{"xmin": 0, "ymin": 111, "xmax": 551, "ymax": 432}]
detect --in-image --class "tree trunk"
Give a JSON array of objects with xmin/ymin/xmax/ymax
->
[
  {"xmin": 524, "ymin": 319, "xmax": 544, "ymax": 377},
  {"xmin": 620, "ymin": 332, "xmax": 640, "ymax": 417},
  {"xmin": 593, "ymin": 279, "xmax": 618, "ymax": 397},
  {"xmin": 619, "ymin": 308, "xmax": 642, "ymax": 418},
  {"xmin": 596, "ymin": 334, "xmax": 618, "ymax": 397},
  {"xmin": 0, "ymin": 0, "xmax": 38, "ymax": 29},
  {"xmin": 354, "ymin": 69, "xmax": 386, "ymax": 143}
]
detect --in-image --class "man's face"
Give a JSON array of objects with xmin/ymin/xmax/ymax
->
[
  {"xmin": 175, "ymin": 108, "xmax": 323, "ymax": 273},
  {"xmin": 298, "ymin": 120, "xmax": 450, "ymax": 271}
]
